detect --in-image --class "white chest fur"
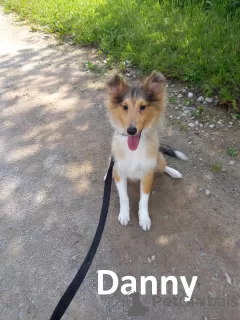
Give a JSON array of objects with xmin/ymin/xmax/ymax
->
[{"xmin": 112, "ymin": 133, "xmax": 157, "ymax": 180}]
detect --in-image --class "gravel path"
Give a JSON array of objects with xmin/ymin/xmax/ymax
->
[{"xmin": 0, "ymin": 8, "xmax": 239, "ymax": 320}]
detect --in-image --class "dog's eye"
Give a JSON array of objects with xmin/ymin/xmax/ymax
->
[
  {"xmin": 140, "ymin": 105, "xmax": 146, "ymax": 111},
  {"xmin": 123, "ymin": 105, "xmax": 128, "ymax": 111}
]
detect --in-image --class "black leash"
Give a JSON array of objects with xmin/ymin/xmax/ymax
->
[{"xmin": 50, "ymin": 157, "xmax": 114, "ymax": 320}]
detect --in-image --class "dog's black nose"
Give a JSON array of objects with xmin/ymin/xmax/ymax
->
[{"xmin": 127, "ymin": 126, "xmax": 137, "ymax": 136}]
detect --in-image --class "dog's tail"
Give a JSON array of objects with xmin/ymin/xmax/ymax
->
[{"xmin": 159, "ymin": 144, "xmax": 188, "ymax": 161}]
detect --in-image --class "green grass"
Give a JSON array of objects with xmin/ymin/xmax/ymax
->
[
  {"xmin": 3, "ymin": 0, "xmax": 240, "ymax": 107},
  {"xmin": 227, "ymin": 147, "xmax": 238, "ymax": 157},
  {"xmin": 169, "ymin": 96, "xmax": 177, "ymax": 104},
  {"xmin": 84, "ymin": 61, "xmax": 103, "ymax": 73},
  {"xmin": 212, "ymin": 163, "xmax": 222, "ymax": 173},
  {"xmin": 192, "ymin": 105, "xmax": 205, "ymax": 118},
  {"xmin": 177, "ymin": 120, "xmax": 188, "ymax": 132}
]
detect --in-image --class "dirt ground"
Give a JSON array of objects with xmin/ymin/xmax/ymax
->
[{"xmin": 0, "ymin": 7, "xmax": 240, "ymax": 320}]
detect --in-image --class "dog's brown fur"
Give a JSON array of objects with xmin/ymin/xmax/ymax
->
[
  {"xmin": 105, "ymin": 71, "xmax": 183, "ymax": 231},
  {"xmin": 107, "ymin": 71, "xmax": 166, "ymax": 136}
]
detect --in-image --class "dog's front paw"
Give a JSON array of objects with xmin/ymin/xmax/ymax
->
[
  {"xmin": 139, "ymin": 213, "xmax": 151, "ymax": 231},
  {"xmin": 118, "ymin": 211, "xmax": 130, "ymax": 226}
]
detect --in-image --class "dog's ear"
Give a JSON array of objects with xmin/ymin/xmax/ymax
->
[
  {"xmin": 107, "ymin": 74, "xmax": 128, "ymax": 99},
  {"xmin": 144, "ymin": 71, "xmax": 165, "ymax": 96}
]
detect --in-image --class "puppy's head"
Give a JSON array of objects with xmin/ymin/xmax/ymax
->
[{"xmin": 106, "ymin": 71, "xmax": 166, "ymax": 150}]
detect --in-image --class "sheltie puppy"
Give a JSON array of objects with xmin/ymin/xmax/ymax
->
[{"xmin": 106, "ymin": 71, "xmax": 187, "ymax": 231}]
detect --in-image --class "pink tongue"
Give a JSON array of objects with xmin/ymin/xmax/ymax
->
[{"xmin": 127, "ymin": 134, "xmax": 140, "ymax": 151}]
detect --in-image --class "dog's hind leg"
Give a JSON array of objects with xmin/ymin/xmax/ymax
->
[
  {"xmin": 157, "ymin": 152, "xmax": 166, "ymax": 173},
  {"xmin": 157, "ymin": 152, "xmax": 182, "ymax": 178},
  {"xmin": 164, "ymin": 166, "xmax": 182, "ymax": 179}
]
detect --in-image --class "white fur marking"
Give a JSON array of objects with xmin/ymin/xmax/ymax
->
[
  {"xmin": 139, "ymin": 186, "xmax": 151, "ymax": 231},
  {"xmin": 113, "ymin": 133, "xmax": 157, "ymax": 181},
  {"xmin": 164, "ymin": 166, "xmax": 182, "ymax": 179},
  {"xmin": 175, "ymin": 151, "xmax": 188, "ymax": 161},
  {"xmin": 115, "ymin": 176, "xmax": 130, "ymax": 226}
]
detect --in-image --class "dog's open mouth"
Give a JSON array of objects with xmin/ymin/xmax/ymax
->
[{"xmin": 127, "ymin": 132, "xmax": 141, "ymax": 151}]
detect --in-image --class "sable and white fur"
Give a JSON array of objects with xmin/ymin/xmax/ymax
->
[{"xmin": 106, "ymin": 71, "xmax": 187, "ymax": 231}]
